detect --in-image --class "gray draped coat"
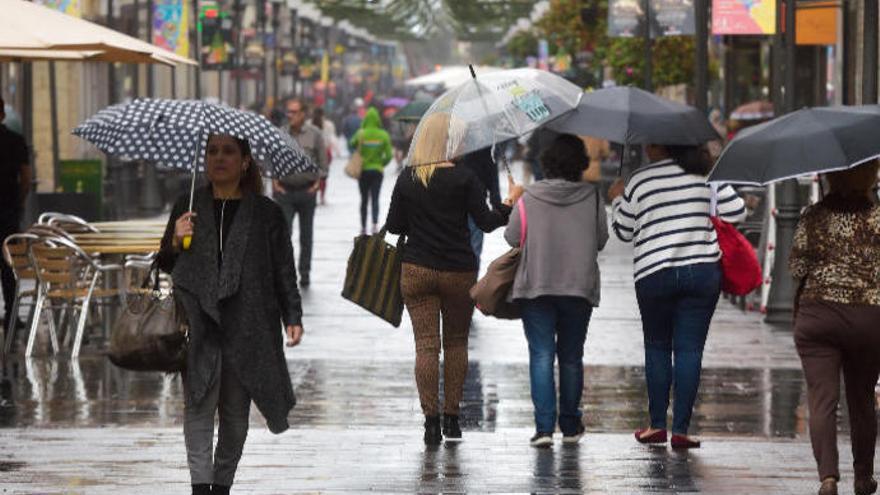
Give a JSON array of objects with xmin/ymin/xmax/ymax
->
[{"xmin": 158, "ymin": 187, "xmax": 302, "ymax": 433}]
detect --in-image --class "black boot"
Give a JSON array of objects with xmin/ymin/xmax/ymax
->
[
  {"xmin": 191, "ymin": 484, "xmax": 211, "ymax": 495},
  {"xmin": 442, "ymin": 414, "xmax": 462, "ymax": 442},
  {"xmin": 211, "ymin": 485, "xmax": 230, "ymax": 495},
  {"xmin": 423, "ymin": 415, "xmax": 442, "ymax": 445}
]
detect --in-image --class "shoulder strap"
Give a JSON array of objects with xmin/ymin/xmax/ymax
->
[{"xmin": 518, "ymin": 196, "xmax": 527, "ymax": 247}]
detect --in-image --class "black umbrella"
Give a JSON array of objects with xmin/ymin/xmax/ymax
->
[
  {"xmin": 547, "ymin": 86, "xmax": 719, "ymax": 145},
  {"xmin": 708, "ymin": 105, "xmax": 880, "ymax": 185},
  {"xmin": 392, "ymin": 99, "xmax": 432, "ymax": 122}
]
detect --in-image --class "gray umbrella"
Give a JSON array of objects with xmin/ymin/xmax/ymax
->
[
  {"xmin": 547, "ymin": 86, "xmax": 719, "ymax": 145},
  {"xmin": 708, "ymin": 105, "xmax": 880, "ymax": 185}
]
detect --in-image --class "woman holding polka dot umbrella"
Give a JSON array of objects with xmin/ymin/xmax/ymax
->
[
  {"xmin": 75, "ymin": 99, "xmax": 317, "ymax": 495},
  {"xmin": 74, "ymin": 98, "xmax": 318, "ymax": 248}
]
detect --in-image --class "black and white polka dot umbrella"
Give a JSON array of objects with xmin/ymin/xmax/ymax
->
[{"xmin": 73, "ymin": 98, "xmax": 316, "ymax": 177}]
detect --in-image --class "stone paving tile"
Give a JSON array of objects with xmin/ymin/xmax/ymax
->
[{"xmin": 0, "ymin": 428, "xmax": 851, "ymax": 494}]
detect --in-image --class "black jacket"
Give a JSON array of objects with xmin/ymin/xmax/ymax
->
[
  {"xmin": 386, "ymin": 166, "xmax": 510, "ymax": 271},
  {"xmin": 159, "ymin": 187, "xmax": 302, "ymax": 433}
]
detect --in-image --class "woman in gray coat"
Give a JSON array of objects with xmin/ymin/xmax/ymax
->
[
  {"xmin": 158, "ymin": 134, "xmax": 304, "ymax": 495},
  {"xmin": 504, "ymin": 134, "xmax": 609, "ymax": 448}
]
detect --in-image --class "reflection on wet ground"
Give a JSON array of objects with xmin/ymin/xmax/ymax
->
[{"xmin": 0, "ymin": 355, "xmax": 824, "ymax": 439}]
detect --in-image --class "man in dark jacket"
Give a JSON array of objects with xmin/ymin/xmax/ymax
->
[
  {"xmin": 460, "ymin": 146, "xmax": 502, "ymax": 268},
  {"xmin": 0, "ymin": 97, "xmax": 31, "ymax": 331}
]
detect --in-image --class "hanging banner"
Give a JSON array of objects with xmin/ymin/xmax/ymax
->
[
  {"xmin": 199, "ymin": 6, "xmax": 234, "ymax": 70},
  {"xmin": 37, "ymin": 0, "xmax": 81, "ymax": 17},
  {"xmin": 608, "ymin": 0, "xmax": 646, "ymax": 38},
  {"xmin": 652, "ymin": 0, "xmax": 695, "ymax": 36},
  {"xmin": 153, "ymin": 0, "xmax": 190, "ymax": 57},
  {"xmin": 796, "ymin": 1, "xmax": 837, "ymax": 45},
  {"xmin": 712, "ymin": 0, "xmax": 776, "ymax": 35}
]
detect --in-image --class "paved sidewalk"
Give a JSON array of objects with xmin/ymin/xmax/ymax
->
[{"xmin": 0, "ymin": 158, "xmax": 869, "ymax": 494}]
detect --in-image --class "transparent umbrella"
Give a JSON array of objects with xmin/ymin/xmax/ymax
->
[{"xmin": 404, "ymin": 67, "xmax": 583, "ymax": 171}]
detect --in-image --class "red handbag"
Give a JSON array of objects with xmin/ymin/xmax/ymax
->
[{"xmin": 710, "ymin": 186, "xmax": 762, "ymax": 296}]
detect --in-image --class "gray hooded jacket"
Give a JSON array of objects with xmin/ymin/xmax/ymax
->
[{"xmin": 504, "ymin": 179, "xmax": 609, "ymax": 306}]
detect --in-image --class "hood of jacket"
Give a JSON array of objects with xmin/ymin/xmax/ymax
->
[
  {"xmin": 525, "ymin": 178, "xmax": 596, "ymax": 206},
  {"xmin": 361, "ymin": 107, "xmax": 383, "ymax": 130}
]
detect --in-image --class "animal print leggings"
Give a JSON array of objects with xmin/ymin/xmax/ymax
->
[{"xmin": 400, "ymin": 263, "xmax": 477, "ymax": 417}]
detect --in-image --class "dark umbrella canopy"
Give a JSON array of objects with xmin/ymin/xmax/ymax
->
[
  {"xmin": 708, "ymin": 105, "xmax": 880, "ymax": 185},
  {"xmin": 547, "ymin": 86, "xmax": 719, "ymax": 145},
  {"xmin": 392, "ymin": 99, "xmax": 432, "ymax": 122}
]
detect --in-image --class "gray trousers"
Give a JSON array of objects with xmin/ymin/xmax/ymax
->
[
  {"xmin": 275, "ymin": 189, "xmax": 316, "ymax": 278},
  {"xmin": 183, "ymin": 352, "xmax": 251, "ymax": 486}
]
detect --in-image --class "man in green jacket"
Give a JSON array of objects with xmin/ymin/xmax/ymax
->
[{"xmin": 350, "ymin": 107, "xmax": 393, "ymax": 234}]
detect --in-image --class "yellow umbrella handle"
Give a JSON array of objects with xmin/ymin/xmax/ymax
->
[{"xmin": 182, "ymin": 235, "xmax": 192, "ymax": 250}]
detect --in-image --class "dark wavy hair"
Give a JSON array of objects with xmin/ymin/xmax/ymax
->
[
  {"xmin": 539, "ymin": 134, "xmax": 588, "ymax": 182},
  {"xmin": 206, "ymin": 135, "xmax": 263, "ymax": 195},
  {"xmin": 666, "ymin": 145, "xmax": 712, "ymax": 176}
]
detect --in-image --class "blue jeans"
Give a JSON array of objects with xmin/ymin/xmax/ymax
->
[
  {"xmin": 635, "ymin": 262, "xmax": 721, "ymax": 435},
  {"xmin": 521, "ymin": 296, "xmax": 593, "ymax": 435}
]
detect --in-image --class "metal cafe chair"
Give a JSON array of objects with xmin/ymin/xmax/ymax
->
[
  {"xmin": 2, "ymin": 233, "xmax": 40, "ymax": 356},
  {"xmin": 27, "ymin": 236, "xmax": 122, "ymax": 357}
]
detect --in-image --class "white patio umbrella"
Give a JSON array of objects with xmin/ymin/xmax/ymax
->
[{"xmin": 0, "ymin": 0, "xmax": 195, "ymax": 66}]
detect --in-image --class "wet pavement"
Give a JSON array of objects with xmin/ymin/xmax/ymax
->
[{"xmin": 0, "ymin": 158, "xmax": 873, "ymax": 493}]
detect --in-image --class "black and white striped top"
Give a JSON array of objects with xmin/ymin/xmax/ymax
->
[{"xmin": 611, "ymin": 159, "xmax": 747, "ymax": 281}]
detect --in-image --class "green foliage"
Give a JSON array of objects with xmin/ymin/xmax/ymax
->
[
  {"xmin": 507, "ymin": 30, "xmax": 539, "ymax": 63},
  {"xmin": 605, "ymin": 36, "xmax": 695, "ymax": 87}
]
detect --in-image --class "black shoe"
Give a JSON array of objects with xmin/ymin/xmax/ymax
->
[
  {"xmin": 191, "ymin": 484, "xmax": 211, "ymax": 495},
  {"xmin": 562, "ymin": 424, "xmax": 586, "ymax": 444},
  {"xmin": 442, "ymin": 414, "xmax": 462, "ymax": 442},
  {"xmin": 211, "ymin": 485, "xmax": 230, "ymax": 495},
  {"xmin": 424, "ymin": 415, "xmax": 442, "ymax": 445},
  {"xmin": 299, "ymin": 275, "xmax": 310, "ymax": 288},
  {"xmin": 529, "ymin": 432, "xmax": 553, "ymax": 448}
]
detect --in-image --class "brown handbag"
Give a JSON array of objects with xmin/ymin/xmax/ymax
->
[
  {"xmin": 470, "ymin": 197, "xmax": 527, "ymax": 319},
  {"xmin": 344, "ymin": 140, "xmax": 363, "ymax": 179},
  {"xmin": 108, "ymin": 264, "xmax": 188, "ymax": 372}
]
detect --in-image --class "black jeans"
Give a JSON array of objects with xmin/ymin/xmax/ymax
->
[
  {"xmin": 358, "ymin": 170, "xmax": 383, "ymax": 229},
  {"xmin": 0, "ymin": 213, "xmax": 20, "ymax": 321},
  {"xmin": 275, "ymin": 190, "xmax": 315, "ymax": 278}
]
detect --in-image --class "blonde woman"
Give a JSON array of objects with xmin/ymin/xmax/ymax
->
[{"xmin": 385, "ymin": 112, "xmax": 524, "ymax": 445}]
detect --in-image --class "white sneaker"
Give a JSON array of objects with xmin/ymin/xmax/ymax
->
[{"xmin": 371, "ymin": 224, "xmax": 380, "ymax": 235}]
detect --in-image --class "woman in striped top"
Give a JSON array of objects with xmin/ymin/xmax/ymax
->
[{"xmin": 608, "ymin": 144, "xmax": 746, "ymax": 448}]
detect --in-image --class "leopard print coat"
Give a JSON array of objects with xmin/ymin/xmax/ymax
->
[{"xmin": 789, "ymin": 194, "xmax": 880, "ymax": 307}]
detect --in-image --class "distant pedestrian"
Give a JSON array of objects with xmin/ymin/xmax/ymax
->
[
  {"xmin": 311, "ymin": 107, "xmax": 336, "ymax": 205},
  {"xmin": 273, "ymin": 98, "xmax": 328, "ymax": 288},
  {"xmin": 609, "ymin": 144, "xmax": 746, "ymax": 449},
  {"xmin": 789, "ymin": 160, "xmax": 880, "ymax": 495},
  {"xmin": 0, "ymin": 97, "xmax": 31, "ymax": 332},
  {"xmin": 342, "ymin": 98, "xmax": 364, "ymax": 154},
  {"xmin": 460, "ymin": 146, "xmax": 502, "ymax": 267},
  {"xmin": 350, "ymin": 107, "xmax": 393, "ymax": 235},
  {"xmin": 385, "ymin": 112, "xmax": 523, "ymax": 445},
  {"xmin": 158, "ymin": 134, "xmax": 304, "ymax": 495},
  {"xmin": 504, "ymin": 134, "xmax": 608, "ymax": 448}
]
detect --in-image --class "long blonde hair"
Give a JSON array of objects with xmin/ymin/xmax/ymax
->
[{"xmin": 409, "ymin": 112, "xmax": 466, "ymax": 187}]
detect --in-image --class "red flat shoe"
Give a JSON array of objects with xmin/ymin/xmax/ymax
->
[
  {"xmin": 634, "ymin": 428, "xmax": 667, "ymax": 444},
  {"xmin": 671, "ymin": 434, "xmax": 701, "ymax": 449}
]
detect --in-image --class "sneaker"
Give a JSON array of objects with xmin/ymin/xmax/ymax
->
[
  {"xmin": 529, "ymin": 432, "xmax": 553, "ymax": 448},
  {"xmin": 371, "ymin": 223, "xmax": 380, "ymax": 235},
  {"xmin": 562, "ymin": 424, "xmax": 585, "ymax": 444},
  {"xmin": 299, "ymin": 274, "xmax": 310, "ymax": 288},
  {"xmin": 442, "ymin": 414, "xmax": 462, "ymax": 442},
  {"xmin": 424, "ymin": 415, "xmax": 442, "ymax": 446}
]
